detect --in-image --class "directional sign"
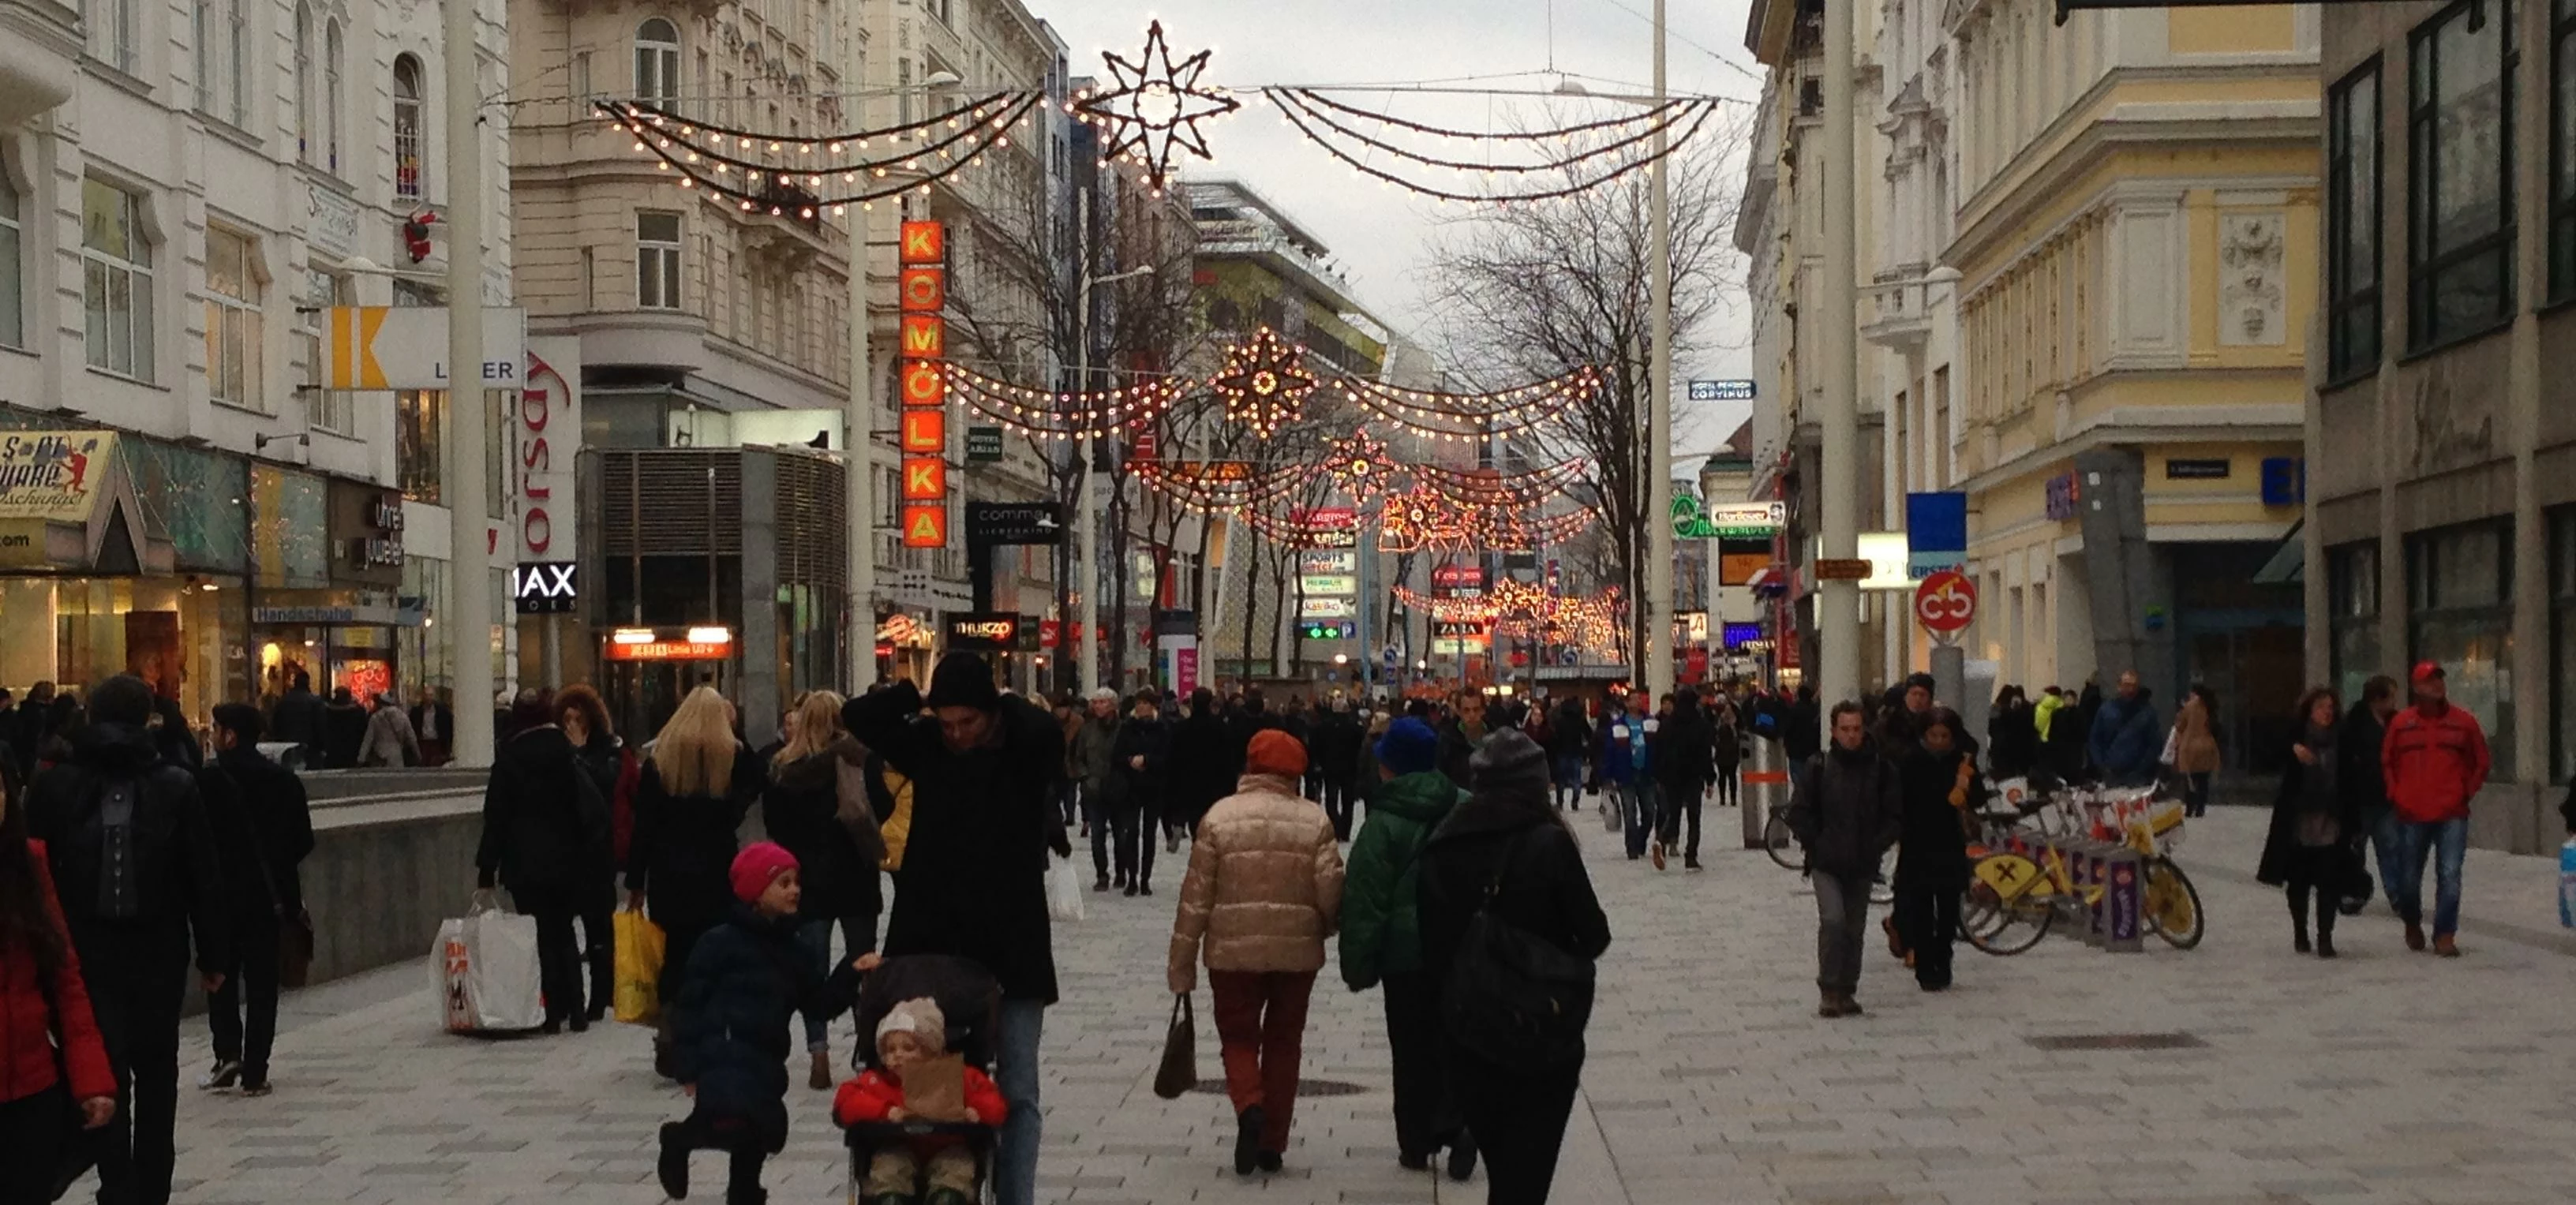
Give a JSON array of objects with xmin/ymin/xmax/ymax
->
[
  {"xmin": 965, "ymin": 426, "xmax": 1005, "ymax": 462},
  {"xmin": 1299, "ymin": 574, "xmax": 1357, "ymax": 597},
  {"xmin": 324, "ymin": 307, "xmax": 527, "ymax": 390},
  {"xmin": 1300, "ymin": 550, "xmax": 1357, "ymax": 575},
  {"xmin": 1688, "ymin": 380, "xmax": 1757, "ymax": 402},
  {"xmin": 1814, "ymin": 558, "xmax": 1874, "ymax": 582},
  {"xmin": 1913, "ymin": 569, "xmax": 1978, "ymax": 636},
  {"xmin": 1297, "ymin": 597, "xmax": 1356, "ymax": 619},
  {"xmin": 965, "ymin": 501, "xmax": 1063, "ymax": 545}
]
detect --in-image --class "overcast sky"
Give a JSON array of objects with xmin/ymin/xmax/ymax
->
[{"xmin": 1042, "ymin": 0, "xmax": 1765, "ymax": 467}]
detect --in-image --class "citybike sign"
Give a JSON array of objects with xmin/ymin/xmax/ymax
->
[{"xmin": 1913, "ymin": 569, "xmax": 1978, "ymax": 637}]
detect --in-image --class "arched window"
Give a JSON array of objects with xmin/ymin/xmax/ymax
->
[
  {"xmin": 393, "ymin": 54, "xmax": 425, "ymax": 200},
  {"xmin": 294, "ymin": 3, "xmax": 313, "ymax": 163},
  {"xmin": 324, "ymin": 20, "xmax": 345, "ymax": 174},
  {"xmin": 635, "ymin": 19, "xmax": 680, "ymax": 106}
]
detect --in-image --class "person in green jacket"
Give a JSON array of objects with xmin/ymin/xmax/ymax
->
[{"xmin": 1339, "ymin": 717, "xmax": 1475, "ymax": 1181}]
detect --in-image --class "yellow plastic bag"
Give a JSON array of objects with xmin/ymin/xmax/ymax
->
[{"xmin": 612, "ymin": 909, "xmax": 665, "ymax": 1026}]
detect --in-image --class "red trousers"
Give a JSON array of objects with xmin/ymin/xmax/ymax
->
[{"xmin": 1208, "ymin": 969, "xmax": 1316, "ymax": 1151}]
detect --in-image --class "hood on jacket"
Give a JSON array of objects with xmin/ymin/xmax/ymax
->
[
  {"xmin": 496, "ymin": 724, "xmax": 577, "ymax": 771},
  {"xmin": 69, "ymin": 721, "xmax": 160, "ymax": 773},
  {"xmin": 771, "ymin": 734, "xmax": 867, "ymax": 793},
  {"xmin": 1369, "ymin": 770, "xmax": 1462, "ymax": 825},
  {"xmin": 1432, "ymin": 731, "xmax": 1559, "ymax": 845},
  {"xmin": 1232, "ymin": 771, "xmax": 1302, "ymax": 798}
]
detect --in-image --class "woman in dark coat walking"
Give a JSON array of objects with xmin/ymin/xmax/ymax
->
[
  {"xmin": 1163, "ymin": 688, "xmax": 1240, "ymax": 839},
  {"xmin": 1888, "ymin": 709, "xmax": 1982, "ymax": 990},
  {"xmin": 475, "ymin": 690, "xmax": 609, "ymax": 1033},
  {"xmin": 1417, "ymin": 730, "xmax": 1611, "ymax": 1205},
  {"xmin": 556, "ymin": 685, "xmax": 634, "ymax": 1026},
  {"xmin": 761, "ymin": 690, "xmax": 882, "ymax": 1089},
  {"xmin": 2258, "ymin": 687, "xmax": 2360, "ymax": 958},
  {"xmin": 1986, "ymin": 687, "xmax": 2039, "ymax": 780},
  {"xmin": 627, "ymin": 687, "xmax": 766, "ymax": 1073}
]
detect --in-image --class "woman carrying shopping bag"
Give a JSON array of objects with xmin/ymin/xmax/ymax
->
[
  {"xmin": 476, "ymin": 690, "xmax": 609, "ymax": 1034},
  {"xmin": 627, "ymin": 687, "xmax": 766, "ymax": 1077}
]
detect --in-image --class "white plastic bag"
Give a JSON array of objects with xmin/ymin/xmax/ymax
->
[
  {"xmin": 1046, "ymin": 852, "xmax": 1086, "ymax": 924},
  {"xmin": 432, "ymin": 899, "xmax": 546, "ymax": 1033}
]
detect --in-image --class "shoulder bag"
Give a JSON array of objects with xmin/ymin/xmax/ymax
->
[
  {"xmin": 1151, "ymin": 993, "xmax": 1196, "ymax": 1099},
  {"xmin": 1441, "ymin": 828, "xmax": 1596, "ymax": 1069}
]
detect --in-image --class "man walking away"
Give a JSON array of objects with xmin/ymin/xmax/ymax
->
[
  {"xmin": 2340, "ymin": 675, "xmax": 2402, "ymax": 920},
  {"xmin": 1653, "ymin": 693, "xmax": 1714, "ymax": 871},
  {"xmin": 27, "ymin": 675, "xmax": 230, "ymax": 1205},
  {"xmin": 1106, "ymin": 690, "xmax": 1169, "ymax": 896},
  {"xmin": 2086, "ymin": 672, "xmax": 2162, "ymax": 788},
  {"xmin": 1784, "ymin": 686, "xmax": 1822, "ymax": 791},
  {"xmin": 358, "ymin": 694, "xmax": 421, "ymax": 768},
  {"xmin": 1782, "ymin": 702, "xmax": 1900, "ymax": 1018},
  {"xmin": 1071, "ymin": 690, "xmax": 1121, "ymax": 893},
  {"xmin": 2380, "ymin": 662, "xmax": 2488, "ymax": 957},
  {"xmin": 194, "ymin": 705, "xmax": 313, "ymax": 1098},
  {"xmin": 268, "ymin": 673, "xmax": 324, "ymax": 769},
  {"xmin": 1547, "ymin": 696, "xmax": 1591, "ymax": 814},
  {"xmin": 1712, "ymin": 709, "xmax": 1743, "ymax": 808},
  {"xmin": 1310, "ymin": 696, "xmax": 1365, "ymax": 842}
]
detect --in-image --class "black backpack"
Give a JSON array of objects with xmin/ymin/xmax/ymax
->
[{"xmin": 1441, "ymin": 828, "xmax": 1596, "ymax": 1068}]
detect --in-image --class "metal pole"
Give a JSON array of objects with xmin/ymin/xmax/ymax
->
[
  {"xmin": 445, "ymin": 0, "xmax": 492, "ymax": 768},
  {"xmin": 1643, "ymin": 0, "xmax": 1675, "ymax": 696},
  {"xmin": 1818, "ymin": 0, "xmax": 1861, "ymax": 714},
  {"xmin": 1076, "ymin": 189, "xmax": 1099, "ymax": 694},
  {"xmin": 844, "ymin": 10, "xmax": 876, "ymax": 690}
]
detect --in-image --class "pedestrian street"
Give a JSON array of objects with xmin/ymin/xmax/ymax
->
[{"xmin": 143, "ymin": 804, "xmax": 2576, "ymax": 1205}]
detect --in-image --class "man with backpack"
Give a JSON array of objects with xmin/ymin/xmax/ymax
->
[{"xmin": 26, "ymin": 675, "xmax": 230, "ymax": 1205}]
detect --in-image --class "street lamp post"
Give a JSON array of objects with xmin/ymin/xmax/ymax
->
[
  {"xmin": 1642, "ymin": 0, "xmax": 1676, "ymax": 698},
  {"xmin": 444, "ymin": 0, "xmax": 493, "ymax": 767},
  {"xmin": 1073, "ymin": 182, "xmax": 1155, "ymax": 694}
]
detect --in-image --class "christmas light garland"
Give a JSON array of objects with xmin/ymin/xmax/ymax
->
[
  {"xmin": 1266, "ymin": 88, "xmax": 1709, "ymax": 178},
  {"xmin": 1271, "ymin": 93, "xmax": 1725, "ymax": 205},
  {"xmin": 1329, "ymin": 366, "xmax": 1603, "ymax": 440},
  {"xmin": 599, "ymin": 92, "xmax": 1046, "ymax": 215},
  {"xmin": 940, "ymin": 361, "xmax": 1187, "ymax": 440}
]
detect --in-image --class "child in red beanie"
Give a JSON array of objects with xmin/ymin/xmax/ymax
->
[{"xmin": 658, "ymin": 842, "xmax": 866, "ymax": 1205}]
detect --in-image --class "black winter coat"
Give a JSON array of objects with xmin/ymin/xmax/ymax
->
[
  {"xmin": 1100, "ymin": 715, "xmax": 1167, "ymax": 811},
  {"xmin": 843, "ymin": 683, "xmax": 1064, "ymax": 1004},
  {"xmin": 2337, "ymin": 702, "xmax": 2391, "ymax": 824},
  {"xmin": 626, "ymin": 746, "xmax": 766, "ymax": 934},
  {"xmin": 1782, "ymin": 745, "xmax": 1902, "ymax": 878},
  {"xmin": 25, "ymin": 722, "xmax": 231, "ymax": 975},
  {"xmin": 1653, "ymin": 701, "xmax": 1714, "ymax": 792},
  {"xmin": 1164, "ymin": 711, "xmax": 1241, "ymax": 834},
  {"xmin": 672, "ymin": 904, "xmax": 861, "ymax": 1131},
  {"xmin": 1309, "ymin": 711, "xmax": 1365, "ymax": 784},
  {"xmin": 2257, "ymin": 749, "xmax": 2361, "ymax": 889},
  {"xmin": 762, "ymin": 736, "xmax": 884, "ymax": 922},
  {"xmin": 1784, "ymin": 698, "xmax": 1822, "ymax": 762},
  {"xmin": 1435, "ymin": 719, "xmax": 1488, "ymax": 791},
  {"xmin": 476, "ymin": 725, "xmax": 608, "ymax": 894},
  {"xmin": 269, "ymin": 688, "xmax": 325, "ymax": 750},
  {"xmin": 1986, "ymin": 703, "xmax": 2039, "ymax": 780},
  {"xmin": 1894, "ymin": 748, "xmax": 1980, "ymax": 890},
  {"xmin": 1417, "ymin": 805, "xmax": 1611, "ymax": 1060},
  {"xmin": 322, "ymin": 702, "xmax": 367, "ymax": 769},
  {"xmin": 197, "ymin": 746, "xmax": 315, "ymax": 919}
]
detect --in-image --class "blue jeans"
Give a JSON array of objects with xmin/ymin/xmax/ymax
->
[
  {"xmin": 2369, "ymin": 810, "xmax": 2407, "ymax": 913},
  {"xmin": 2393, "ymin": 817, "xmax": 2469, "ymax": 937},
  {"xmin": 1552, "ymin": 755, "xmax": 1585, "ymax": 809},
  {"xmin": 796, "ymin": 914, "xmax": 876, "ymax": 1052},
  {"xmin": 993, "ymin": 998, "xmax": 1046, "ymax": 1205},
  {"xmin": 1619, "ymin": 781, "xmax": 1662, "ymax": 859}
]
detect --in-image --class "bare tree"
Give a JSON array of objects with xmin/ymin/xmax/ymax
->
[{"xmin": 1424, "ymin": 131, "xmax": 1749, "ymax": 676}]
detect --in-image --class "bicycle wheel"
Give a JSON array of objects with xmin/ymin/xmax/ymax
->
[
  {"xmin": 1961, "ymin": 853, "xmax": 2053, "ymax": 956},
  {"xmin": 2144, "ymin": 859, "xmax": 2204, "ymax": 949},
  {"xmin": 1763, "ymin": 810, "xmax": 1799, "ymax": 870}
]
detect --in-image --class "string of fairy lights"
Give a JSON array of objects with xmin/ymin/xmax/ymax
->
[
  {"xmin": 938, "ymin": 362, "xmax": 1189, "ymax": 440},
  {"xmin": 598, "ymin": 91, "xmax": 1048, "ymax": 218},
  {"xmin": 1391, "ymin": 580, "xmax": 1629, "ymax": 652}
]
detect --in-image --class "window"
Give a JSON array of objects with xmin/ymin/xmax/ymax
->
[
  {"xmin": 294, "ymin": 2, "xmax": 313, "ymax": 162},
  {"xmin": 2408, "ymin": 520, "xmax": 2515, "ymax": 779},
  {"xmin": 81, "ymin": 179, "xmax": 154, "ymax": 382},
  {"xmin": 2329, "ymin": 541, "xmax": 2382, "ymax": 709},
  {"xmin": 394, "ymin": 54, "xmax": 425, "ymax": 200},
  {"xmin": 2327, "ymin": 62, "xmax": 2383, "ymax": 379},
  {"xmin": 2408, "ymin": 0, "xmax": 2518, "ymax": 349},
  {"xmin": 88, "ymin": 0, "xmax": 137, "ymax": 74},
  {"xmin": 204, "ymin": 229, "xmax": 264, "ymax": 411},
  {"xmin": 302, "ymin": 271, "xmax": 354, "ymax": 434},
  {"xmin": 635, "ymin": 19, "xmax": 680, "ymax": 106},
  {"xmin": 637, "ymin": 211, "xmax": 681, "ymax": 309},
  {"xmin": 2552, "ymin": 0, "xmax": 2576, "ymax": 299},
  {"xmin": 395, "ymin": 389, "xmax": 444, "ymax": 502},
  {"xmin": 196, "ymin": 0, "xmax": 249, "ymax": 125},
  {"xmin": 324, "ymin": 21, "xmax": 345, "ymax": 174},
  {"xmin": 0, "ymin": 147, "xmax": 20, "ymax": 348}
]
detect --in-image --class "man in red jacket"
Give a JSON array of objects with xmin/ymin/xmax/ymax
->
[{"xmin": 2379, "ymin": 661, "xmax": 2488, "ymax": 957}]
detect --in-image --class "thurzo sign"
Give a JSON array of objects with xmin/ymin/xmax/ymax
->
[
  {"xmin": 322, "ymin": 307, "xmax": 529, "ymax": 390},
  {"xmin": 945, "ymin": 611, "xmax": 1024, "ymax": 651}
]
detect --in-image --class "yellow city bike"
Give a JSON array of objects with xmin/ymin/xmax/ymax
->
[{"xmin": 1960, "ymin": 799, "xmax": 2204, "ymax": 955}]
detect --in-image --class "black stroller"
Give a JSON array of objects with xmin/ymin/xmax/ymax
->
[{"xmin": 840, "ymin": 955, "xmax": 1004, "ymax": 1205}]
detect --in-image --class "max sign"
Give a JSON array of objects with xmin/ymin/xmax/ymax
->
[{"xmin": 512, "ymin": 562, "xmax": 577, "ymax": 615}]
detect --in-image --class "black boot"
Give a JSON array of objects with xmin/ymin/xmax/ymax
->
[
  {"xmin": 656, "ymin": 1123, "xmax": 690, "ymax": 1200},
  {"xmin": 1235, "ymin": 1106, "xmax": 1265, "ymax": 1176},
  {"xmin": 1446, "ymin": 1129, "xmax": 1478, "ymax": 1181}
]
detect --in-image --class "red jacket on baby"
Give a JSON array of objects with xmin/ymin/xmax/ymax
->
[{"xmin": 833, "ymin": 1065, "xmax": 1009, "ymax": 1140}]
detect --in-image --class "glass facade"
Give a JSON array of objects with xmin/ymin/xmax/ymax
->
[{"xmin": 2407, "ymin": 521, "xmax": 2515, "ymax": 780}]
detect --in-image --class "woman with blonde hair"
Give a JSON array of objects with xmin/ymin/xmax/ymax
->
[
  {"xmin": 762, "ymin": 690, "xmax": 882, "ymax": 1088},
  {"xmin": 626, "ymin": 686, "xmax": 766, "ymax": 1077}
]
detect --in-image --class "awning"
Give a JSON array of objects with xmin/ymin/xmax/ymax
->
[
  {"xmin": 1747, "ymin": 566, "xmax": 1790, "ymax": 596},
  {"xmin": 2252, "ymin": 519, "xmax": 2303, "ymax": 585}
]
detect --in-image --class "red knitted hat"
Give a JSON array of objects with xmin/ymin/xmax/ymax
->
[
  {"xmin": 1245, "ymin": 729, "xmax": 1309, "ymax": 779},
  {"xmin": 729, "ymin": 841, "xmax": 799, "ymax": 903}
]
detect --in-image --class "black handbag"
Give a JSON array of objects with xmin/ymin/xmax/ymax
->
[
  {"xmin": 2335, "ymin": 838, "xmax": 2374, "ymax": 917},
  {"xmin": 1151, "ymin": 994, "xmax": 1196, "ymax": 1099},
  {"xmin": 1441, "ymin": 830, "xmax": 1595, "ymax": 1069}
]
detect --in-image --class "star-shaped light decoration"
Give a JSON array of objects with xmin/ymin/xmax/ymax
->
[
  {"xmin": 1318, "ymin": 428, "xmax": 1398, "ymax": 502},
  {"xmin": 1073, "ymin": 21, "xmax": 1240, "ymax": 197},
  {"xmin": 1211, "ymin": 327, "xmax": 1318, "ymax": 439}
]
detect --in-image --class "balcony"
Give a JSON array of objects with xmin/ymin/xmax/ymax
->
[
  {"xmin": 0, "ymin": 0, "xmax": 79, "ymax": 124},
  {"xmin": 1860, "ymin": 268, "xmax": 1934, "ymax": 350}
]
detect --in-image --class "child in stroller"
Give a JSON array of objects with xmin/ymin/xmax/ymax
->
[{"xmin": 834, "ymin": 954, "xmax": 1005, "ymax": 1205}]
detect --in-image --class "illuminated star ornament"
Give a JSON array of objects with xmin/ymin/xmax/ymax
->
[
  {"xmin": 1073, "ymin": 21, "xmax": 1239, "ymax": 197},
  {"xmin": 1212, "ymin": 327, "xmax": 1318, "ymax": 439}
]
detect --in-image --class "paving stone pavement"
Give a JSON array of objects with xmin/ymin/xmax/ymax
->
[{"xmin": 127, "ymin": 802, "xmax": 2576, "ymax": 1204}]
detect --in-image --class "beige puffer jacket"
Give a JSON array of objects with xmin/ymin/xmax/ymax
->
[{"xmin": 1167, "ymin": 773, "xmax": 1346, "ymax": 993}]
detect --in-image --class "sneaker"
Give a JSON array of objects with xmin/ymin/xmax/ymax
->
[
  {"xmin": 1234, "ymin": 1106, "xmax": 1265, "ymax": 1176},
  {"xmin": 657, "ymin": 1123, "xmax": 690, "ymax": 1200},
  {"xmin": 2434, "ymin": 934, "xmax": 2461, "ymax": 958},
  {"xmin": 198, "ymin": 1060, "xmax": 242, "ymax": 1091},
  {"xmin": 2404, "ymin": 920, "xmax": 2426, "ymax": 952},
  {"xmin": 1650, "ymin": 841, "xmax": 1667, "ymax": 871},
  {"xmin": 238, "ymin": 1080, "xmax": 273, "ymax": 1098}
]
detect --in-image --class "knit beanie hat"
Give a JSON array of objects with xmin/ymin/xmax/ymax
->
[
  {"xmin": 1245, "ymin": 729, "xmax": 1309, "ymax": 779},
  {"xmin": 728, "ymin": 841, "xmax": 799, "ymax": 903},
  {"xmin": 923, "ymin": 651, "xmax": 1001, "ymax": 711},
  {"xmin": 1469, "ymin": 728, "xmax": 1552, "ymax": 800},
  {"xmin": 875, "ymin": 997, "xmax": 949, "ymax": 1055},
  {"xmin": 1373, "ymin": 717, "xmax": 1440, "ymax": 776}
]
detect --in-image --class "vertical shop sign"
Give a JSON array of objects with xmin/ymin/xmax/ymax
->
[
  {"xmin": 898, "ymin": 221, "xmax": 949, "ymax": 548},
  {"xmin": 520, "ymin": 339, "xmax": 582, "ymax": 561}
]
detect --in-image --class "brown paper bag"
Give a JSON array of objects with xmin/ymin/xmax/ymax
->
[{"xmin": 900, "ymin": 1053, "xmax": 968, "ymax": 1121}]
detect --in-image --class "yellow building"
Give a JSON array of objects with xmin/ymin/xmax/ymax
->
[{"xmin": 1945, "ymin": 1, "xmax": 2320, "ymax": 775}]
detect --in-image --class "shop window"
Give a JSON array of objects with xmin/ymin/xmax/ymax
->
[
  {"xmin": 397, "ymin": 388, "xmax": 444, "ymax": 502},
  {"xmin": 394, "ymin": 54, "xmax": 425, "ymax": 201},
  {"xmin": 2406, "ymin": 520, "xmax": 2515, "ymax": 779},
  {"xmin": 82, "ymin": 178, "xmax": 155, "ymax": 383},
  {"xmin": 2328, "ymin": 61, "xmax": 2383, "ymax": 380},
  {"xmin": 204, "ymin": 228, "xmax": 264, "ymax": 413},
  {"xmin": 636, "ymin": 19, "xmax": 681, "ymax": 107},
  {"xmin": 2329, "ymin": 541, "xmax": 2383, "ymax": 708},
  {"xmin": 2408, "ymin": 0, "xmax": 2518, "ymax": 350},
  {"xmin": 638, "ymin": 211, "xmax": 682, "ymax": 309},
  {"xmin": 302, "ymin": 271, "xmax": 354, "ymax": 434},
  {"xmin": 2552, "ymin": 0, "xmax": 2576, "ymax": 300},
  {"xmin": 0, "ymin": 144, "xmax": 21, "ymax": 349}
]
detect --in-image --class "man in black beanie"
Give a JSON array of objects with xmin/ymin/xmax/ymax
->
[{"xmin": 842, "ymin": 652, "xmax": 1071, "ymax": 1205}]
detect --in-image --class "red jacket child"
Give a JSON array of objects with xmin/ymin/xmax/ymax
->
[
  {"xmin": 2, "ymin": 840, "xmax": 117, "ymax": 1108},
  {"xmin": 833, "ymin": 997, "xmax": 1006, "ymax": 1144}
]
